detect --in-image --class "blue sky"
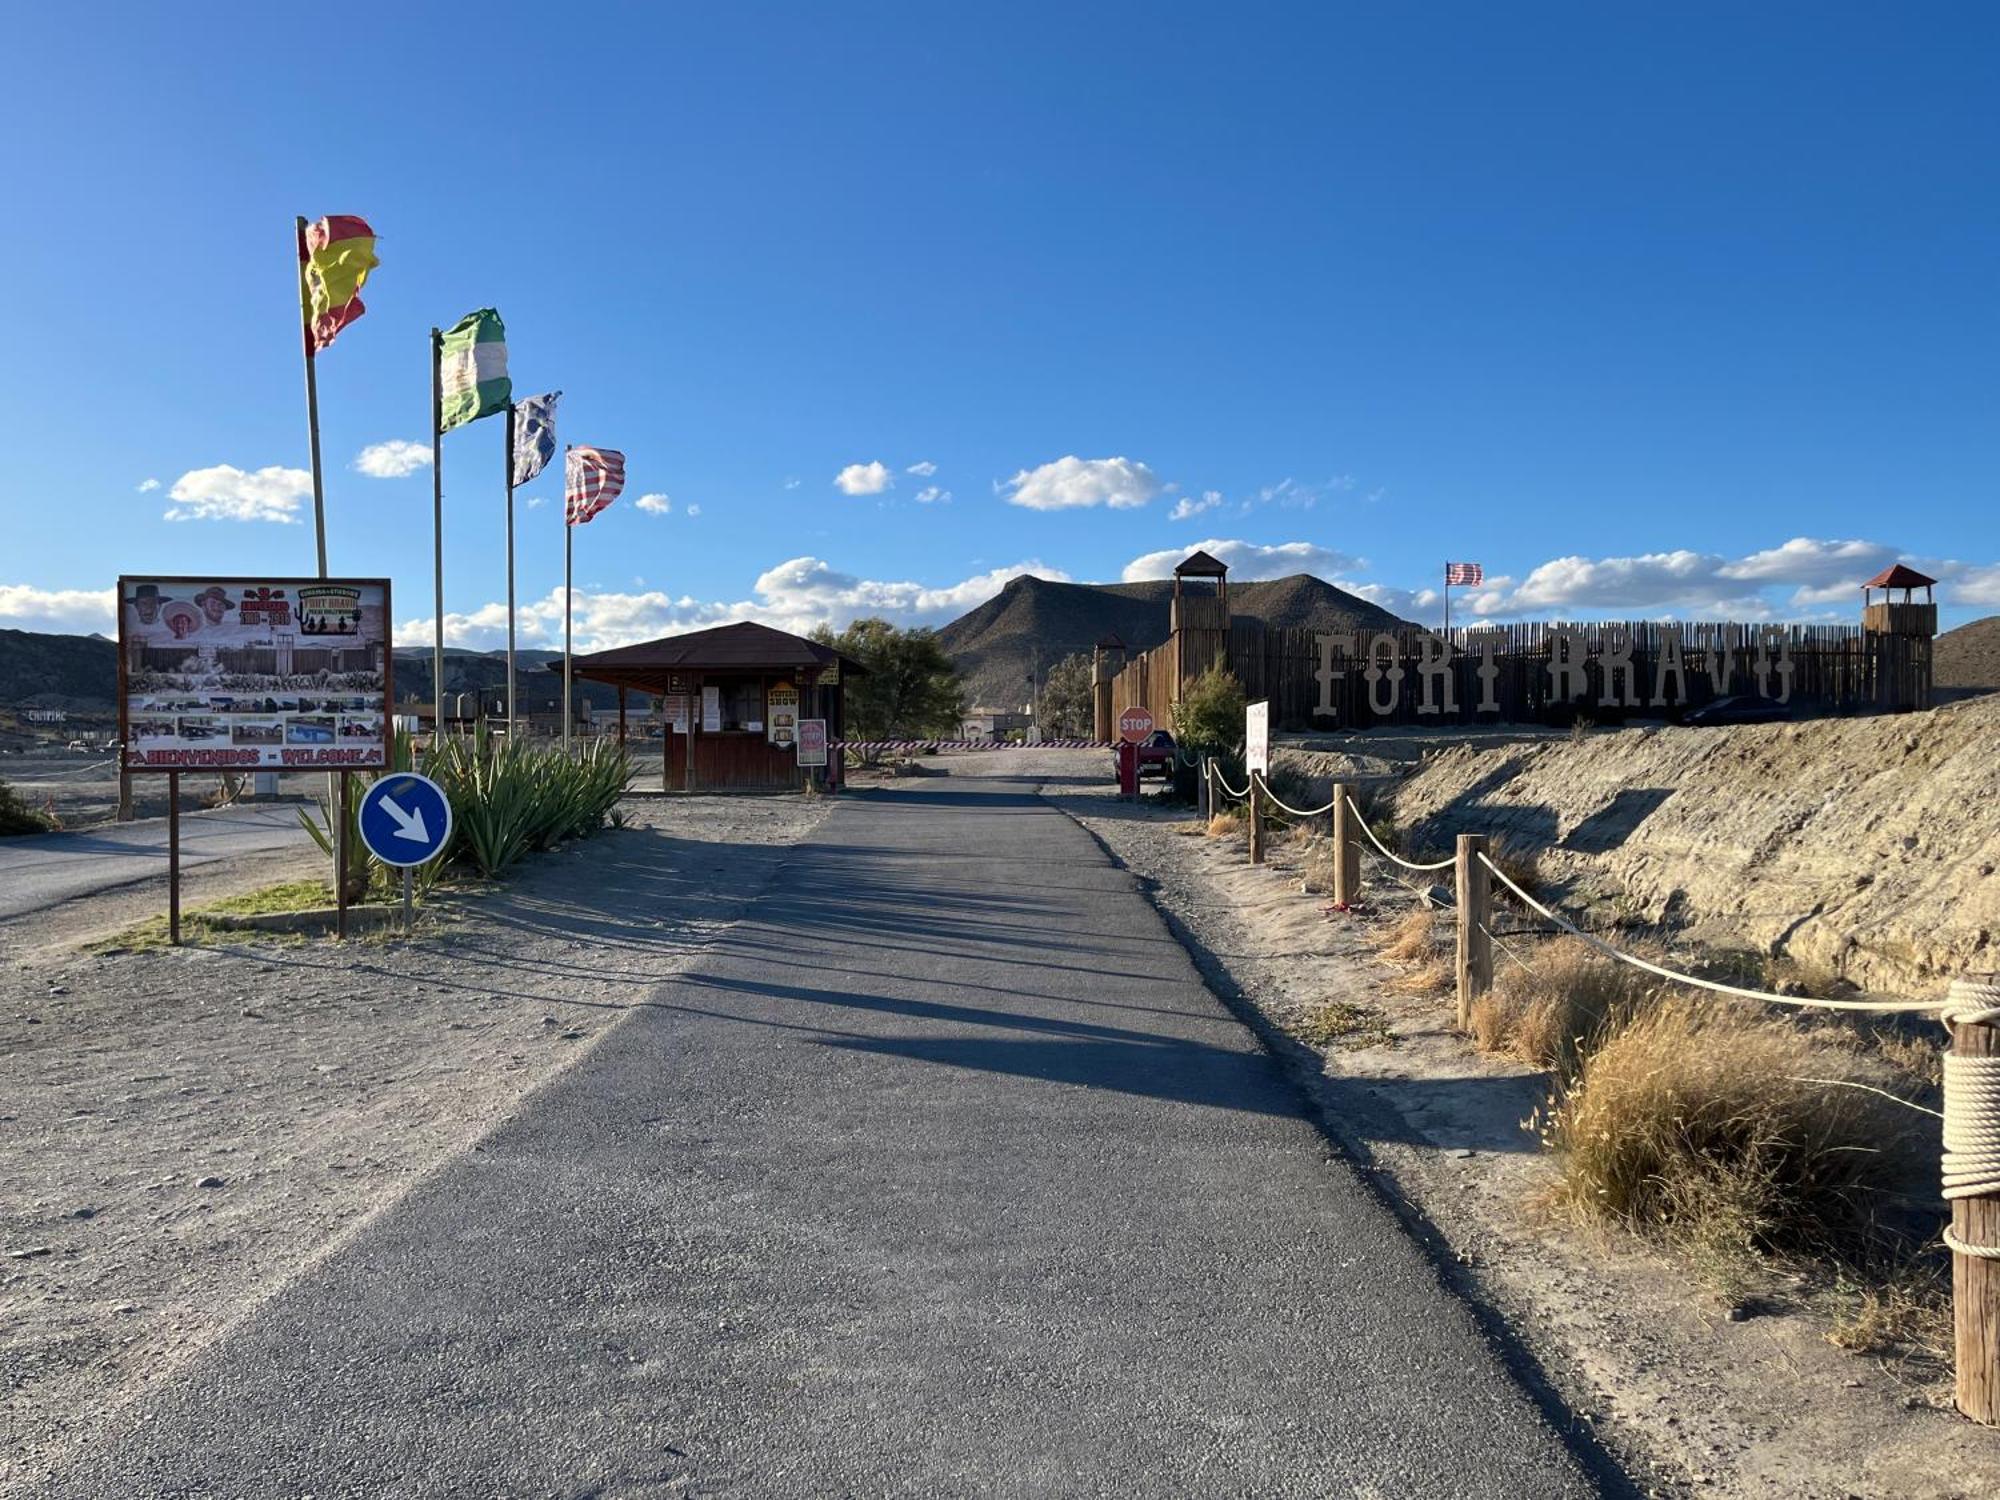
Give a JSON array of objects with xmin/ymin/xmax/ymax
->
[{"xmin": 3, "ymin": 3, "xmax": 1995, "ymax": 649}]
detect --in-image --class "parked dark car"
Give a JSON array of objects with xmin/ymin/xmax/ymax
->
[
  {"xmin": 1114, "ymin": 728, "xmax": 1178, "ymax": 780},
  {"xmin": 1686, "ymin": 695, "xmax": 1790, "ymax": 727}
]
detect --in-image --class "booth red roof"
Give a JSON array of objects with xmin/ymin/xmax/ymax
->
[{"xmin": 558, "ymin": 621, "xmax": 866, "ymax": 677}]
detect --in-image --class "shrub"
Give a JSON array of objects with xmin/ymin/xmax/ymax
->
[
  {"xmin": 1468, "ymin": 937, "xmax": 1658, "ymax": 1075},
  {"xmin": 1488, "ymin": 839, "xmax": 1543, "ymax": 898},
  {"xmin": 1379, "ymin": 906, "xmax": 1444, "ymax": 964},
  {"xmin": 0, "ymin": 777, "xmax": 50, "ymax": 836},
  {"xmin": 1545, "ymin": 998, "xmax": 1927, "ymax": 1275},
  {"xmin": 424, "ymin": 728, "xmax": 630, "ymax": 878},
  {"xmin": 1171, "ymin": 667, "xmax": 1246, "ymax": 765}
]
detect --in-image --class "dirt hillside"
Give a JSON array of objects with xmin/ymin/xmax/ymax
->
[
  {"xmin": 1301, "ymin": 698, "xmax": 2000, "ymax": 997},
  {"xmin": 1934, "ymin": 613, "xmax": 2000, "ymax": 695}
]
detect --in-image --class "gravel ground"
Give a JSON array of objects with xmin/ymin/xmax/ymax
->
[
  {"xmin": 0, "ymin": 791, "xmax": 829, "ymax": 1489},
  {"xmin": 985, "ymin": 752, "xmax": 2000, "ymax": 1500}
]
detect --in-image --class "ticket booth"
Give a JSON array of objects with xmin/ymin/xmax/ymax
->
[{"xmin": 560, "ymin": 621, "xmax": 861, "ymax": 792}]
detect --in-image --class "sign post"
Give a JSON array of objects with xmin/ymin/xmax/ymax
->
[
  {"xmin": 356, "ymin": 772, "xmax": 454, "ymax": 934},
  {"xmin": 1118, "ymin": 706, "xmax": 1154, "ymax": 801}
]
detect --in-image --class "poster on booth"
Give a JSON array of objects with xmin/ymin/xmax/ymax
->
[
  {"xmin": 701, "ymin": 685, "xmax": 721, "ymax": 732},
  {"xmin": 662, "ymin": 693, "xmax": 690, "ymax": 734},
  {"xmin": 1245, "ymin": 699, "xmax": 1270, "ymax": 775},
  {"xmin": 797, "ymin": 718, "xmax": 828, "ymax": 767},
  {"xmin": 118, "ymin": 576, "xmax": 391, "ymax": 772},
  {"xmin": 767, "ymin": 682, "xmax": 799, "ymax": 747}
]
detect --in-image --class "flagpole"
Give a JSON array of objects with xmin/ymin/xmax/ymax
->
[
  {"xmin": 504, "ymin": 403, "xmax": 518, "ymax": 738},
  {"xmin": 1443, "ymin": 562, "xmax": 1451, "ymax": 638},
  {"xmin": 431, "ymin": 326, "xmax": 445, "ymax": 735},
  {"xmin": 295, "ymin": 217, "xmax": 328, "ymax": 578},
  {"xmin": 563, "ymin": 444, "xmax": 574, "ymax": 752}
]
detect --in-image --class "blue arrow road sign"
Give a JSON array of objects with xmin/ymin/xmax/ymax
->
[{"xmin": 356, "ymin": 772, "xmax": 454, "ymax": 868}]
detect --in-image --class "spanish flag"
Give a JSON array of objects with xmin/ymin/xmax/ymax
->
[{"xmin": 302, "ymin": 215, "xmax": 378, "ymax": 353}]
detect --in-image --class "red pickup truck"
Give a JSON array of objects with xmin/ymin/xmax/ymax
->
[{"xmin": 1114, "ymin": 729, "xmax": 1178, "ymax": 781}]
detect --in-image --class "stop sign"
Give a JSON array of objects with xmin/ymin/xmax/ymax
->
[{"xmin": 1118, "ymin": 706, "xmax": 1155, "ymax": 744}]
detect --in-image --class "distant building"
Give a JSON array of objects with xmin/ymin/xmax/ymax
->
[{"xmin": 961, "ymin": 706, "xmax": 1033, "ymax": 740}]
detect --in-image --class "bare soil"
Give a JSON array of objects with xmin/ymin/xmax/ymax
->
[
  {"xmin": 0, "ymin": 793, "xmax": 829, "ymax": 1490},
  {"xmin": 959, "ymin": 749, "xmax": 2000, "ymax": 1500}
]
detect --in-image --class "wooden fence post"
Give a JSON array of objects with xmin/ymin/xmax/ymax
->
[
  {"xmin": 1200, "ymin": 757, "xmax": 1211, "ymax": 821},
  {"xmin": 1455, "ymin": 832, "xmax": 1492, "ymax": 1031},
  {"xmin": 1948, "ymin": 976, "xmax": 2000, "ymax": 1425},
  {"xmin": 1331, "ymin": 781, "xmax": 1358, "ymax": 908},
  {"xmin": 1248, "ymin": 775, "xmax": 1265, "ymax": 864}
]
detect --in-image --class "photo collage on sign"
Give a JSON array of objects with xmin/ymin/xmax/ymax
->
[{"xmin": 119, "ymin": 579, "xmax": 391, "ymax": 770}]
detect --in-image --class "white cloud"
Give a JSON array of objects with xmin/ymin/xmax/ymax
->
[
  {"xmin": 397, "ymin": 557, "xmax": 1070, "ymax": 652},
  {"xmin": 1717, "ymin": 536, "xmax": 1896, "ymax": 587},
  {"xmin": 914, "ymin": 486, "xmax": 952, "ymax": 504},
  {"xmin": 525, "ymin": 495, "xmax": 547, "ymax": 509},
  {"xmin": 136, "ymin": 477, "xmax": 160, "ymax": 493},
  {"xmin": 835, "ymin": 460, "xmax": 893, "ymax": 496},
  {"xmin": 685, "ymin": 503, "xmax": 702, "ymax": 517},
  {"xmin": 1121, "ymin": 538, "xmax": 1361, "ymax": 583},
  {"xmin": 352, "ymin": 440, "xmax": 432, "ymax": 479},
  {"xmin": 906, "ymin": 460, "xmax": 938, "ymax": 477},
  {"xmin": 163, "ymin": 464, "xmax": 311, "ymax": 524},
  {"xmin": 0, "ymin": 583, "xmax": 118, "ymax": 634},
  {"xmin": 1169, "ymin": 490, "xmax": 1223, "ymax": 521},
  {"xmin": 635, "ymin": 493, "xmax": 672, "ymax": 515},
  {"xmin": 783, "ymin": 476, "xmax": 802, "ymax": 490},
  {"xmin": 1004, "ymin": 455, "xmax": 1159, "ymax": 511}
]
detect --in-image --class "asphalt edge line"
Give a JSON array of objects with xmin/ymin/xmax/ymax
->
[{"xmin": 1041, "ymin": 788, "xmax": 1647, "ymax": 1500}]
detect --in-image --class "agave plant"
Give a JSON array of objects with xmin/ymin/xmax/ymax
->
[
  {"xmin": 298, "ymin": 726, "xmax": 451, "ymax": 902},
  {"xmin": 421, "ymin": 727, "xmax": 628, "ymax": 879}
]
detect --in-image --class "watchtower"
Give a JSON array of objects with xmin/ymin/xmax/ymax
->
[
  {"xmin": 1861, "ymin": 562, "xmax": 1937, "ymax": 711},
  {"xmin": 1171, "ymin": 550, "xmax": 1233, "ymax": 692}
]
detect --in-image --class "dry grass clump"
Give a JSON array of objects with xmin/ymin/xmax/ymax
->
[
  {"xmin": 1545, "ymin": 997, "xmax": 1928, "ymax": 1281},
  {"xmin": 1826, "ymin": 1262, "xmax": 1953, "ymax": 1368},
  {"xmin": 1386, "ymin": 958, "xmax": 1453, "ymax": 997},
  {"xmin": 1204, "ymin": 812, "xmax": 1240, "ymax": 839},
  {"xmin": 1468, "ymin": 937, "xmax": 1658, "ymax": 1075},
  {"xmin": 1486, "ymin": 839, "xmax": 1543, "ymax": 898},
  {"xmin": 1378, "ymin": 906, "xmax": 1444, "ymax": 964}
]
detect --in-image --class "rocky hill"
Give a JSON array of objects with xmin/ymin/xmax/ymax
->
[
  {"xmin": 937, "ymin": 573, "xmax": 1412, "ymax": 709},
  {"xmin": 1935, "ymin": 614, "xmax": 2000, "ymax": 697},
  {"xmin": 0, "ymin": 629, "xmax": 632, "ymax": 713}
]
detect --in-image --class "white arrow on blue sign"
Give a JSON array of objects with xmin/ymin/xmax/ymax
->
[{"xmin": 356, "ymin": 773, "xmax": 454, "ymax": 868}]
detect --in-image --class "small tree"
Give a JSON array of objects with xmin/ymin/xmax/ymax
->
[
  {"xmin": 813, "ymin": 619, "xmax": 966, "ymax": 743},
  {"xmin": 0, "ymin": 776, "xmax": 50, "ymax": 836},
  {"xmin": 1169, "ymin": 667, "xmax": 1247, "ymax": 799},
  {"xmin": 1037, "ymin": 652, "xmax": 1094, "ymax": 740}
]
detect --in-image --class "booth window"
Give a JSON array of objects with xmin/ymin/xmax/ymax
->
[{"xmin": 717, "ymin": 678, "xmax": 765, "ymax": 731}]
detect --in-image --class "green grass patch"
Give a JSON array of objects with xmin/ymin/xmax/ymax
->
[
  {"xmin": 1294, "ymin": 998, "xmax": 1396, "ymax": 1051},
  {"xmin": 92, "ymin": 879, "xmax": 338, "ymax": 952}
]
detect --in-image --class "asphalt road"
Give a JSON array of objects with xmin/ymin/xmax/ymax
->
[
  {"xmin": 37, "ymin": 779, "xmax": 1603, "ymax": 1497},
  {"xmin": 0, "ymin": 803, "xmax": 313, "ymax": 922}
]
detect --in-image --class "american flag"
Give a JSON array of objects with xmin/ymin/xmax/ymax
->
[
  {"xmin": 565, "ymin": 445, "xmax": 626, "ymax": 525},
  {"xmin": 1445, "ymin": 561, "xmax": 1484, "ymax": 587}
]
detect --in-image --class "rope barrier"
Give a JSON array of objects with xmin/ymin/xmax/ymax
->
[
  {"xmin": 1209, "ymin": 766, "xmax": 1251, "ymax": 802},
  {"xmin": 1941, "ymin": 978, "xmax": 2000, "ymax": 1259},
  {"xmin": 1473, "ymin": 851, "xmax": 1936, "ymax": 1016},
  {"xmin": 1345, "ymin": 795, "xmax": 1456, "ymax": 874},
  {"xmin": 1247, "ymin": 771, "xmax": 1335, "ymax": 820}
]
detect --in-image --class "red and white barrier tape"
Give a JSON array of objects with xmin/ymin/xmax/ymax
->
[{"xmin": 831, "ymin": 739, "xmax": 1112, "ymax": 752}]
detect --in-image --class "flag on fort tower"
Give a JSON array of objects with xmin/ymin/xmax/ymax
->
[
  {"xmin": 436, "ymin": 309, "xmax": 511, "ymax": 431},
  {"xmin": 301, "ymin": 215, "xmax": 378, "ymax": 352},
  {"xmin": 1445, "ymin": 562, "xmax": 1484, "ymax": 587},
  {"xmin": 565, "ymin": 446, "xmax": 626, "ymax": 525}
]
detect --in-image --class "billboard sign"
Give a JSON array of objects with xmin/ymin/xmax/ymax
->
[{"xmin": 118, "ymin": 576, "xmax": 391, "ymax": 772}]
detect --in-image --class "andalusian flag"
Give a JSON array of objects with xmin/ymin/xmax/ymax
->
[
  {"xmin": 437, "ymin": 309, "xmax": 510, "ymax": 431},
  {"xmin": 302, "ymin": 215, "xmax": 378, "ymax": 352}
]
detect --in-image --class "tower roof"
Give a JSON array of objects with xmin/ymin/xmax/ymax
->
[
  {"xmin": 1861, "ymin": 563, "xmax": 1937, "ymax": 590},
  {"xmin": 1174, "ymin": 549, "xmax": 1230, "ymax": 578}
]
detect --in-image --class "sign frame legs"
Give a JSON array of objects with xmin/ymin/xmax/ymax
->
[{"xmin": 167, "ymin": 771, "xmax": 181, "ymax": 947}]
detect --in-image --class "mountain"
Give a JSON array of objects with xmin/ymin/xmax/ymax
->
[
  {"xmin": 935, "ymin": 573, "xmax": 1414, "ymax": 710},
  {"xmin": 0, "ymin": 630, "xmax": 635, "ymax": 714},
  {"xmin": 1935, "ymin": 615, "xmax": 2000, "ymax": 698}
]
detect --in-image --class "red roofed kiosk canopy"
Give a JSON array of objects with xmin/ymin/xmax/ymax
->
[
  {"xmin": 1861, "ymin": 563, "xmax": 1937, "ymax": 602},
  {"xmin": 559, "ymin": 621, "xmax": 865, "ymax": 792}
]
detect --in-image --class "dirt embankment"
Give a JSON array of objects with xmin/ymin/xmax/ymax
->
[{"xmin": 1284, "ymin": 698, "xmax": 2000, "ymax": 997}]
